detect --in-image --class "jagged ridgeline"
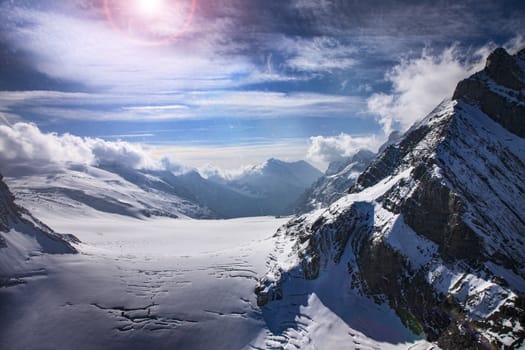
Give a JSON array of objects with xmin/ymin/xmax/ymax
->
[{"xmin": 256, "ymin": 48, "xmax": 525, "ymax": 349}]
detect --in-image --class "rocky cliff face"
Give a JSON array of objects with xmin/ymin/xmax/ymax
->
[
  {"xmin": 256, "ymin": 48, "xmax": 525, "ymax": 349},
  {"xmin": 453, "ymin": 47, "xmax": 525, "ymax": 138}
]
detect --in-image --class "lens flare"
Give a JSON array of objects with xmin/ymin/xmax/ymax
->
[
  {"xmin": 103, "ymin": 0, "xmax": 196, "ymax": 45},
  {"xmin": 134, "ymin": 0, "xmax": 165, "ymax": 18}
]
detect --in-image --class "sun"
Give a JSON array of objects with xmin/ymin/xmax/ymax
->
[
  {"xmin": 104, "ymin": 0, "xmax": 197, "ymax": 45},
  {"xmin": 134, "ymin": 0, "xmax": 165, "ymax": 18}
]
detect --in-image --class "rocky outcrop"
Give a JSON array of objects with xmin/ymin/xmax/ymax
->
[
  {"xmin": 0, "ymin": 173, "xmax": 78, "ymax": 254},
  {"xmin": 453, "ymin": 48, "xmax": 525, "ymax": 138},
  {"xmin": 351, "ymin": 124, "xmax": 435, "ymax": 193},
  {"xmin": 400, "ymin": 170, "xmax": 483, "ymax": 261},
  {"xmin": 0, "ymin": 174, "xmax": 17, "ymax": 232}
]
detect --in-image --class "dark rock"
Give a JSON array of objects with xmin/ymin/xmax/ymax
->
[
  {"xmin": 453, "ymin": 48, "xmax": 525, "ymax": 138},
  {"xmin": 357, "ymin": 239, "xmax": 452, "ymax": 340},
  {"xmin": 351, "ymin": 124, "xmax": 432, "ymax": 193},
  {"xmin": 485, "ymin": 48, "xmax": 525, "ymax": 91},
  {"xmin": 401, "ymin": 172, "xmax": 483, "ymax": 261}
]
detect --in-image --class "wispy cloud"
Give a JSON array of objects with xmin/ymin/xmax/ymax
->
[
  {"xmin": 278, "ymin": 36, "xmax": 357, "ymax": 73},
  {"xmin": 367, "ymin": 45, "xmax": 489, "ymax": 134},
  {"xmin": 1, "ymin": 89, "xmax": 367, "ymax": 121},
  {"xmin": 0, "ymin": 4, "xmax": 252, "ymax": 92},
  {"xmin": 154, "ymin": 140, "xmax": 312, "ymax": 172}
]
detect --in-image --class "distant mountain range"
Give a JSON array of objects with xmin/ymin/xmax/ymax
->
[
  {"xmin": 4, "ymin": 158, "xmax": 322, "ymax": 220},
  {"xmin": 256, "ymin": 47, "xmax": 525, "ymax": 349}
]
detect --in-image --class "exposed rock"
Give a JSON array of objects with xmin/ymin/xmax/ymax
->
[
  {"xmin": 485, "ymin": 48, "xmax": 525, "ymax": 90},
  {"xmin": 357, "ymin": 239, "xmax": 450, "ymax": 340},
  {"xmin": 401, "ymin": 170, "xmax": 483, "ymax": 261},
  {"xmin": 453, "ymin": 47, "xmax": 525, "ymax": 138}
]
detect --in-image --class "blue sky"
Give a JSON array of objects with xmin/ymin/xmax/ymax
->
[{"xmin": 0, "ymin": 0, "xmax": 524, "ymax": 171}]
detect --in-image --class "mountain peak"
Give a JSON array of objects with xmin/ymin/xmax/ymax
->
[
  {"xmin": 485, "ymin": 47, "xmax": 525, "ymax": 90},
  {"xmin": 453, "ymin": 46, "xmax": 525, "ymax": 138}
]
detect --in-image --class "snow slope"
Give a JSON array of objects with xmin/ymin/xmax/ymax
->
[
  {"xmin": 6, "ymin": 163, "xmax": 216, "ymax": 220},
  {"xmin": 0, "ymin": 205, "xmax": 436, "ymax": 350},
  {"xmin": 0, "ymin": 174, "xmax": 77, "ymax": 286},
  {"xmin": 0, "ymin": 212, "xmax": 288, "ymax": 349}
]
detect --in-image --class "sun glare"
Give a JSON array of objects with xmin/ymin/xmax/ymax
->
[
  {"xmin": 134, "ymin": 0, "xmax": 165, "ymax": 17},
  {"xmin": 104, "ymin": 0, "xmax": 197, "ymax": 44}
]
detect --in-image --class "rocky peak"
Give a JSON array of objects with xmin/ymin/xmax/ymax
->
[
  {"xmin": 485, "ymin": 48, "xmax": 525, "ymax": 90},
  {"xmin": 453, "ymin": 47, "xmax": 525, "ymax": 138},
  {"xmin": 293, "ymin": 149, "xmax": 376, "ymax": 213}
]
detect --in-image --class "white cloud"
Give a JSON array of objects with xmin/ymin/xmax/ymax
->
[
  {"xmin": 0, "ymin": 122, "xmax": 159, "ymax": 175},
  {"xmin": 307, "ymin": 133, "xmax": 381, "ymax": 168},
  {"xmin": 367, "ymin": 46, "xmax": 488, "ymax": 134},
  {"xmin": 89, "ymin": 139, "xmax": 158, "ymax": 169},
  {"xmin": 280, "ymin": 36, "xmax": 356, "ymax": 73},
  {"xmin": 0, "ymin": 122, "xmax": 316, "ymax": 177}
]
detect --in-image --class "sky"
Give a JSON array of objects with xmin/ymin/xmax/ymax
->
[{"xmin": 0, "ymin": 0, "xmax": 524, "ymax": 172}]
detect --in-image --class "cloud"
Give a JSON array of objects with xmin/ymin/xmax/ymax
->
[
  {"xmin": 0, "ymin": 122, "xmax": 159, "ymax": 175},
  {"xmin": 0, "ymin": 121, "xmax": 314, "ymax": 177},
  {"xmin": 1, "ymin": 89, "xmax": 366, "ymax": 121},
  {"xmin": 505, "ymin": 34, "xmax": 525, "ymax": 54},
  {"xmin": 0, "ymin": 4, "xmax": 253, "ymax": 93},
  {"xmin": 278, "ymin": 36, "xmax": 356, "ymax": 73},
  {"xmin": 89, "ymin": 139, "xmax": 158, "ymax": 169},
  {"xmin": 367, "ymin": 46, "xmax": 488, "ymax": 134},
  {"xmin": 153, "ymin": 140, "xmax": 312, "ymax": 173},
  {"xmin": 307, "ymin": 133, "xmax": 381, "ymax": 167}
]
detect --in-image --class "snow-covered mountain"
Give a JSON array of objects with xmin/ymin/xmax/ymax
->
[
  {"xmin": 294, "ymin": 132, "xmax": 402, "ymax": 214},
  {"xmin": 103, "ymin": 158, "xmax": 321, "ymax": 218},
  {"xmin": 256, "ymin": 47, "xmax": 525, "ymax": 349},
  {"xmin": 294, "ymin": 149, "xmax": 376, "ymax": 213},
  {"xmin": 5, "ymin": 159, "xmax": 321, "ymax": 220},
  {"xmin": 6, "ymin": 163, "xmax": 215, "ymax": 220},
  {"xmin": 216, "ymin": 159, "xmax": 323, "ymax": 216},
  {"xmin": 0, "ymin": 174, "xmax": 77, "ymax": 286}
]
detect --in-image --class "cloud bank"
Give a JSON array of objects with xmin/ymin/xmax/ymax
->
[
  {"xmin": 307, "ymin": 133, "xmax": 381, "ymax": 167},
  {"xmin": 0, "ymin": 122, "xmax": 159, "ymax": 175}
]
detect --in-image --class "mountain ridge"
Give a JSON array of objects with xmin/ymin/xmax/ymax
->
[{"xmin": 256, "ymin": 47, "xmax": 525, "ymax": 349}]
